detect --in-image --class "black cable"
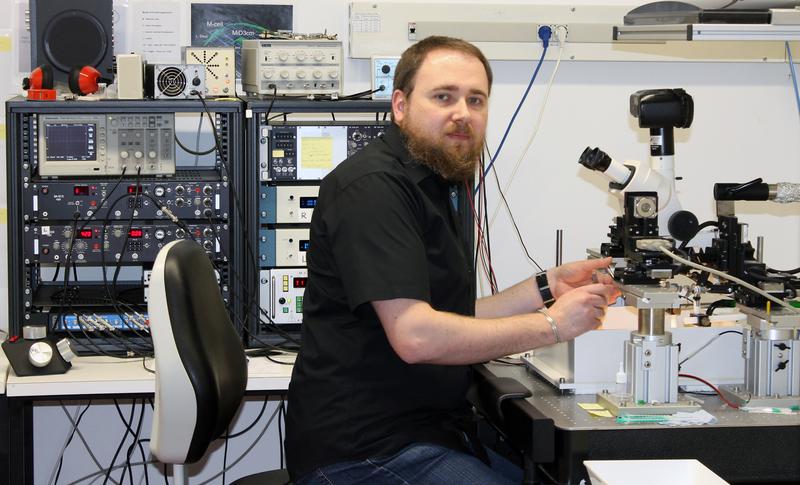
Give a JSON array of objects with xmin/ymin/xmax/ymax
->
[
  {"xmin": 104, "ymin": 400, "xmax": 136, "ymax": 485},
  {"xmin": 746, "ymin": 266, "xmax": 789, "ymax": 283},
  {"xmin": 221, "ymin": 396, "xmax": 269, "ymax": 439},
  {"xmin": 678, "ymin": 220, "xmax": 719, "ymax": 250},
  {"xmin": 51, "ymin": 263, "xmax": 61, "ymax": 281},
  {"xmin": 136, "ymin": 438, "xmax": 151, "ymax": 485},
  {"xmin": 195, "ymin": 92, "xmax": 260, "ymax": 340},
  {"xmin": 480, "ymin": 158, "xmax": 497, "ymax": 292},
  {"xmin": 222, "ymin": 427, "xmax": 230, "ymax": 485},
  {"xmin": 706, "ymin": 298, "xmax": 735, "ymax": 317},
  {"xmin": 488, "ymin": 151, "xmax": 544, "ymax": 272},
  {"xmin": 174, "ymin": 133, "xmax": 216, "ymax": 156},
  {"xmin": 278, "ymin": 400, "xmax": 285, "ymax": 469},
  {"xmin": 338, "ymin": 86, "xmax": 385, "ymax": 100},
  {"xmin": 121, "ymin": 399, "xmax": 146, "ymax": 485},
  {"xmin": 54, "ymin": 400, "xmax": 93, "ymax": 485},
  {"xmin": 265, "ymin": 85, "xmax": 278, "ymax": 121}
]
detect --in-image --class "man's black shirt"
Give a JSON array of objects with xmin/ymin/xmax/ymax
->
[{"xmin": 285, "ymin": 123, "xmax": 475, "ymax": 480}]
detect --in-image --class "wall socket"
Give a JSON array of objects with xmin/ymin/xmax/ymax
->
[{"xmin": 538, "ymin": 24, "xmax": 569, "ymax": 45}]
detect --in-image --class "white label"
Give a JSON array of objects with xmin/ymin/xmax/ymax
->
[
  {"xmin": 351, "ymin": 13, "xmax": 381, "ymax": 33},
  {"xmin": 33, "ymin": 195, "xmax": 38, "ymax": 211},
  {"xmin": 41, "ymin": 226, "xmax": 51, "ymax": 236},
  {"xmin": 34, "ymin": 239, "xmax": 39, "ymax": 255}
]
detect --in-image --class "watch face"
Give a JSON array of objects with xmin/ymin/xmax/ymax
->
[{"xmin": 28, "ymin": 341, "xmax": 54, "ymax": 368}]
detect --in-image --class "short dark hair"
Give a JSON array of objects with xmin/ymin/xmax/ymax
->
[{"xmin": 393, "ymin": 36, "xmax": 493, "ymax": 97}]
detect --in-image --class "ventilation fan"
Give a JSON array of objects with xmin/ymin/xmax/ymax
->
[
  {"xmin": 157, "ymin": 66, "xmax": 187, "ymax": 97},
  {"xmin": 146, "ymin": 64, "xmax": 207, "ymax": 98}
]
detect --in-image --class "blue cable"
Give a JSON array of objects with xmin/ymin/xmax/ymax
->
[
  {"xmin": 476, "ymin": 26, "xmax": 552, "ymax": 194},
  {"xmin": 786, "ymin": 42, "xmax": 800, "ymax": 119}
]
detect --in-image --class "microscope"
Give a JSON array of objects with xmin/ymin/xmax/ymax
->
[
  {"xmin": 581, "ymin": 89, "xmax": 800, "ymax": 414},
  {"xmin": 579, "ymin": 89, "xmax": 702, "ymax": 415},
  {"xmin": 579, "ymin": 88, "xmax": 701, "ymax": 243}
]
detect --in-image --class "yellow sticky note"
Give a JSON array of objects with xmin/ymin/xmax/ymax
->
[
  {"xmin": 0, "ymin": 207, "xmax": 7, "ymax": 224},
  {"xmin": 272, "ymin": 149, "xmax": 285, "ymax": 158},
  {"xmin": 0, "ymin": 123, "xmax": 5, "ymax": 140},
  {"xmin": 577, "ymin": 402, "xmax": 605, "ymax": 411},
  {"xmin": 0, "ymin": 35, "xmax": 10, "ymax": 53},
  {"xmin": 588, "ymin": 409, "xmax": 614, "ymax": 418},
  {"xmin": 300, "ymin": 136, "xmax": 334, "ymax": 169}
]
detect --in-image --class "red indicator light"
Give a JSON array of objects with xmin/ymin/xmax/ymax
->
[{"xmin": 128, "ymin": 228, "xmax": 143, "ymax": 238}]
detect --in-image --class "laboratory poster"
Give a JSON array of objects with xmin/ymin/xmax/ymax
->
[{"xmin": 190, "ymin": 4, "xmax": 293, "ymax": 78}]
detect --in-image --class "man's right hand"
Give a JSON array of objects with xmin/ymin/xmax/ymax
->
[{"xmin": 547, "ymin": 283, "xmax": 620, "ymax": 342}]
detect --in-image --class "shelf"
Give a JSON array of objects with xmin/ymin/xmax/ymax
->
[{"xmin": 614, "ymin": 23, "xmax": 800, "ymax": 42}]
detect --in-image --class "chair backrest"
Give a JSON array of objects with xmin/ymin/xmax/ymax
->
[{"xmin": 148, "ymin": 240, "xmax": 247, "ymax": 464}]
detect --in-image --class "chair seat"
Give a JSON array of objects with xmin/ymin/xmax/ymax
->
[{"xmin": 230, "ymin": 468, "xmax": 291, "ymax": 485}]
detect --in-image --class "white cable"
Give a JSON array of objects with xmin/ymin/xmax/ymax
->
[
  {"xmin": 488, "ymin": 26, "xmax": 568, "ymax": 268},
  {"xmin": 660, "ymin": 247, "xmax": 800, "ymax": 313}
]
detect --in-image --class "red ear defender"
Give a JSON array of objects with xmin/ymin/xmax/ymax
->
[
  {"xmin": 22, "ymin": 65, "xmax": 57, "ymax": 100},
  {"xmin": 69, "ymin": 65, "xmax": 113, "ymax": 95}
]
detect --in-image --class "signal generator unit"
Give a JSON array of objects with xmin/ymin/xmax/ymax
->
[
  {"xmin": 183, "ymin": 47, "xmax": 236, "ymax": 97},
  {"xmin": 242, "ymin": 39, "xmax": 343, "ymax": 96}
]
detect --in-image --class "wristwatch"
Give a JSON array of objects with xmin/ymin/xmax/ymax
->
[{"xmin": 535, "ymin": 271, "xmax": 555, "ymax": 307}]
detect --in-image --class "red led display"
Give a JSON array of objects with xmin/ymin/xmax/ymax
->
[
  {"xmin": 128, "ymin": 228, "xmax": 143, "ymax": 238},
  {"xmin": 73, "ymin": 186, "xmax": 90, "ymax": 196},
  {"xmin": 77, "ymin": 229, "xmax": 93, "ymax": 239},
  {"xmin": 293, "ymin": 277, "xmax": 308, "ymax": 288},
  {"xmin": 127, "ymin": 185, "xmax": 141, "ymax": 194}
]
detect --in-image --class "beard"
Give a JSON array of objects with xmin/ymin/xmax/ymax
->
[{"xmin": 398, "ymin": 120, "xmax": 483, "ymax": 182}]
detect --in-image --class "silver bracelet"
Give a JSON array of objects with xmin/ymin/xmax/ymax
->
[{"xmin": 537, "ymin": 308, "xmax": 561, "ymax": 344}]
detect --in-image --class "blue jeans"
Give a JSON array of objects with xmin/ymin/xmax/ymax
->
[{"xmin": 295, "ymin": 443, "xmax": 523, "ymax": 485}]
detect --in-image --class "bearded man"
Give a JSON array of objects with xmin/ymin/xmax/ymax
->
[{"xmin": 285, "ymin": 36, "xmax": 619, "ymax": 485}]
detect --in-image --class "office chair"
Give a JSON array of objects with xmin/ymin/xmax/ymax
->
[{"xmin": 148, "ymin": 240, "xmax": 289, "ymax": 484}]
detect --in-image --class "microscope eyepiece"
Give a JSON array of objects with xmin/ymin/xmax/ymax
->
[{"xmin": 579, "ymin": 146, "xmax": 612, "ymax": 172}]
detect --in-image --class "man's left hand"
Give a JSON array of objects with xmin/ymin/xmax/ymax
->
[{"xmin": 547, "ymin": 257, "xmax": 617, "ymax": 302}]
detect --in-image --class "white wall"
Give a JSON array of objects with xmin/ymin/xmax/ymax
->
[{"xmin": 1, "ymin": 0, "xmax": 799, "ymax": 483}]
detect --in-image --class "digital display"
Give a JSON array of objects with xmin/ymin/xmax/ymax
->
[
  {"xmin": 299, "ymin": 197, "xmax": 317, "ymax": 209},
  {"xmin": 44, "ymin": 123, "xmax": 96, "ymax": 161},
  {"xmin": 299, "ymin": 240, "xmax": 310, "ymax": 252},
  {"xmin": 128, "ymin": 228, "xmax": 143, "ymax": 238},
  {"xmin": 77, "ymin": 229, "xmax": 93, "ymax": 239},
  {"xmin": 293, "ymin": 277, "xmax": 308, "ymax": 288},
  {"xmin": 127, "ymin": 185, "xmax": 141, "ymax": 194},
  {"xmin": 73, "ymin": 185, "xmax": 90, "ymax": 196}
]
